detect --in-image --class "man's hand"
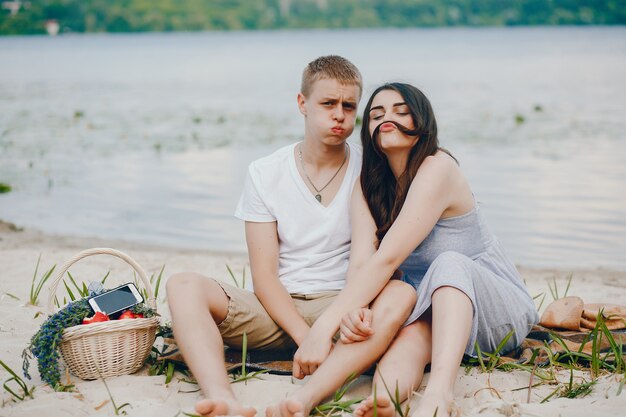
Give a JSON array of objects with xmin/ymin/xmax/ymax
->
[
  {"xmin": 339, "ymin": 307, "xmax": 374, "ymax": 344},
  {"xmin": 292, "ymin": 330, "xmax": 333, "ymax": 379}
]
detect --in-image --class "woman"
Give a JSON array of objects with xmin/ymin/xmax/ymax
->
[
  {"xmin": 266, "ymin": 83, "xmax": 538, "ymax": 417},
  {"xmin": 341, "ymin": 82, "xmax": 539, "ymax": 417}
]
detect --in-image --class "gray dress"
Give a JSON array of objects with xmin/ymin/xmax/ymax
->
[{"xmin": 399, "ymin": 202, "xmax": 539, "ymax": 356}]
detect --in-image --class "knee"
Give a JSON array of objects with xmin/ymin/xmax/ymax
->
[
  {"xmin": 165, "ymin": 271, "xmax": 206, "ymax": 298},
  {"xmin": 371, "ymin": 280, "xmax": 417, "ymax": 325},
  {"xmin": 433, "ymin": 251, "xmax": 465, "ymax": 265},
  {"xmin": 397, "ymin": 321, "xmax": 432, "ymax": 361},
  {"xmin": 380, "ymin": 279, "xmax": 417, "ymax": 310},
  {"xmin": 401, "ymin": 320, "xmax": 430, "ymax": 345},
  {"xmin": 166, "ymin": 273, "xmax": 228, "ymax": 320}
]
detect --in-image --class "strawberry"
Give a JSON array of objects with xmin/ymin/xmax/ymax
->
[
  {"xmin": 82, "ymin": 311, "xmax": 110, "ymax": 324},
  {"xmin": 119, "ymin": 310, "xmax": 144, "ymax": 319}
]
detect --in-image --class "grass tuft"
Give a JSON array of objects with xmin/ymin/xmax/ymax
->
[
  {"xmin": 3, "ymin": 292, "xmax": 20, "ymax": 301},
  {"xmin": 495, "ymin": 305, "xmax": 625, "ymax": 403},
  {"xmin": 29, "ymin": 255, "xmax": 56, "ymax": 306},
  {"xmin": 137, "ymin": 265, "xmax": 165, "ymax": 302},
  {"xmin": 230, "ymin": 332, "xmax": 268, "ymax": 384},
  {"xmin": 373, "ymin": 383, "xmax": 377, "ymax": 417},
  {"xmin": 376, "ymin": 367, "xmax": 411, "ymax": 417},
  {"xmin": 100, "ymin": 375, "xmax": 131, "ymax": 415},
  {"xmin": 146, "ymin": 326, "xmax": 191, "ymax": 384},
  {"xmin": 1, "ymin": 359, "xmax": 35, "ymax": 401},
  {"xmin": 469, "ymin": 275, "xmax": 626, "ymax": 405},
  {"xmin": 533, "ymin": 292, "xmax": 547, "ymax": 312},
  {"xmin": 547, "ymin": 273, "xmax": 573, "ymax": 301},
  {"xmin": 471, "ymin": 330, "xmax": 515, "ymax": 373},
  {"xmin": 225, "ymin": 264, "xmax": 246, "ymax": 289},
  {"xmin": 153, "ymin": 265, "xmax": 165, "ymax": 299},
  {"xmin": 65, "ymin": 271, "xmax": 90, "ymax": 298},
  {"xmin": 311, "ymin": 372, "xmax": 362, "ymax": 417}
]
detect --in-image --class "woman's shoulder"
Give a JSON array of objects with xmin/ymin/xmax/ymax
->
[
  {"xmin": 411, "ymin": 150, "xmax": 468, "ymax": 200},
  {"xmin": 417, "ymin": 150, "xmax": 473, "ymax": 215},
  {"xmin": 417, "ymin": 150, "xmax": 461, "ymax": 180}
]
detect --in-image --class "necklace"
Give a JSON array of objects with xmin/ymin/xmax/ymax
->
[{"xmin": 298, "ymin": 143, "xmax": 349, "ymax": 203}]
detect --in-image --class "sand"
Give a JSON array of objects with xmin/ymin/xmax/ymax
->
[{"xmin": 1, "ymin": 221, "xmax": 625, "ymax": 416}]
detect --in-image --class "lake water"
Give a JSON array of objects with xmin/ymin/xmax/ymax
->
[{"xmin": 1, "ymin": 27, "xmax": 625, "ymax": 270}]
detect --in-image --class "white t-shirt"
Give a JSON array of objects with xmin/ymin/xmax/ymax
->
[{"xmin": 235, "ymin": 142, "xmax": 362, "ymax": 294}]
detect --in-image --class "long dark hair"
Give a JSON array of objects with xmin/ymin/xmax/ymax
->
[{"xmin": 360, "ymin": 82, "xmax": 453, "ymax": 245}]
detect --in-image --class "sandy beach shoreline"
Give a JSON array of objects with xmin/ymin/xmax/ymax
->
[{"xmin": 1, "ymin": 220, "xmax": 625, "ymax": 416}]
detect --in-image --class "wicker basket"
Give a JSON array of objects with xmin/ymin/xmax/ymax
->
[{"xmin": 46, "ymin": 248, "xmax": 160, "ymax": 380}]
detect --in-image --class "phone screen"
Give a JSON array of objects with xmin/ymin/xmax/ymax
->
[{"xmin": 91, "ymin": 285, "xmax": 141, "ymax": 315}]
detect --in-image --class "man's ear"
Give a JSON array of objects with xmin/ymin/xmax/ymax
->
[{"xmin": 297, "ymin": 92, "xmax": 307, "ymax": 116}]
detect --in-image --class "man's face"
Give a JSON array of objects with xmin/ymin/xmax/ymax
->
[{"xmin": 298, "ymin": 78, "xmax": 360, "ymax": 146}]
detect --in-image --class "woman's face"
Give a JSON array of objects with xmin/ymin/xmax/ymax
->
[{"xmin": 368, "ymin": 89, "xmax": 418, "ymax": 153}]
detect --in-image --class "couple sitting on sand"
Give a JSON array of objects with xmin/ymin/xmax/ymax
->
[{"xmin": 166, "ymin": 55, "xmax": 539, "ymax": 417}]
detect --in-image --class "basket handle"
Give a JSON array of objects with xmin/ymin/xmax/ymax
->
[{"xmin": 47, "ymin": 247, "xmax": 156, "ymax": 312}]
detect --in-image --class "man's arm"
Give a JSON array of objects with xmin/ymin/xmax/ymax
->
[
  {"xmin": 289, "ymin": 180, "xmax": 379, "ymax": 376},
  {"xmin": 245, "ymin": 220, "xmax": 310, "ymax": 346}
]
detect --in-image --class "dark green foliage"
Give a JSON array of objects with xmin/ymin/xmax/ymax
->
[
  {"xmin": 1, "ymin": 0, "xmax": 625, "ymax": 35},
  {"xmin": 23, "ymin": 298, "xmax": 92, "ymax": 389},
  {"xmin": 130, "ymin": 302, "xmax": 158, "ymax": 318},
  {"xmin": 0, "ymin": 182, "xmax": 11, "ymax": 193}
]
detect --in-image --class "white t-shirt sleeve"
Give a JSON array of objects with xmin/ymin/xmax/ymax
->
[{"xmin": 234, "ymin": 164, "xmax": 276, "ymax": 222}]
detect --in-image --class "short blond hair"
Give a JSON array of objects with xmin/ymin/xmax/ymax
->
[{"xmin": 301, "ymin": 55, "xmax": 363, "ymax": 98}]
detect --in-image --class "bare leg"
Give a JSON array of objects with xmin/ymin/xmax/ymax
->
[
  {"xmin": 412, "ymin": 286, "xmax": 472, "ymax": 417},
  {"xmin": 266, "ymin": 280, "xmax": 417, "ymax": 417},
  {"xmin": 354, "ymin": 317, "xmax": 432, "ymax": 417},
  {"xmin": 166, "ymin": 272, "xmax": 256, "ymax": 417}
]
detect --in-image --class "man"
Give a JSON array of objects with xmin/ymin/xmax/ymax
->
[{"xmin": 166, "ymin": 55, "xmax": 414, "ymax": 417}]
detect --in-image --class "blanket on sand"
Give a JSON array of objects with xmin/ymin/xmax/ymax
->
[{"xmin": 159, "ymin": 296, "xmax": 626, "ymax": 375}]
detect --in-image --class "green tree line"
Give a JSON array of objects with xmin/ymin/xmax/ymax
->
[{"xmin": 1, "ymin": 0, "xmax": 625, "ymax": 35}]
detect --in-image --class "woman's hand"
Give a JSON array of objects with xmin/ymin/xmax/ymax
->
[
  {"xmin": 292, "ymin": 329, "xmax": 333, "ymax": 379},
  {"xmin": 340, "ymin": 307, "xmax": 374, "ymax": 343}
]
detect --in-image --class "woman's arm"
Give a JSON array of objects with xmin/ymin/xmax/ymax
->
[
  {"xmin": 245, "ymin": 221, "xmax": 311, "ymax": 346},
  {"xmin": 311, "ymin": 155, "xmax": 458, "ymax": 339}
]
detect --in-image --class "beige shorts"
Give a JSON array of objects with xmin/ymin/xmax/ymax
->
[{"xmin": 215, "ymin": 280, "xmax": 339, "ymax": 351}]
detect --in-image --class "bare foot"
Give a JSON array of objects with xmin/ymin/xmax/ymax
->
[
  {"xmin": 195, "ymin": 398, "xmax": 257, "ymax": 417},
  {"xmin": 353, "ymin": 395, "xmax": 394, "ymax": 417},
  {"xmin": 265, "ymin": 399, "xmax": 309, "ymax": 417},
  {"xmin": 412, "ymin": 394, "xmax": 454, "ymax": 417}
]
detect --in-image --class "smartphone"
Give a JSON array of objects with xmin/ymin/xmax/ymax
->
[{"xmin": 88, "ymin": 283, "xmax": 143, "ymax": 317}]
